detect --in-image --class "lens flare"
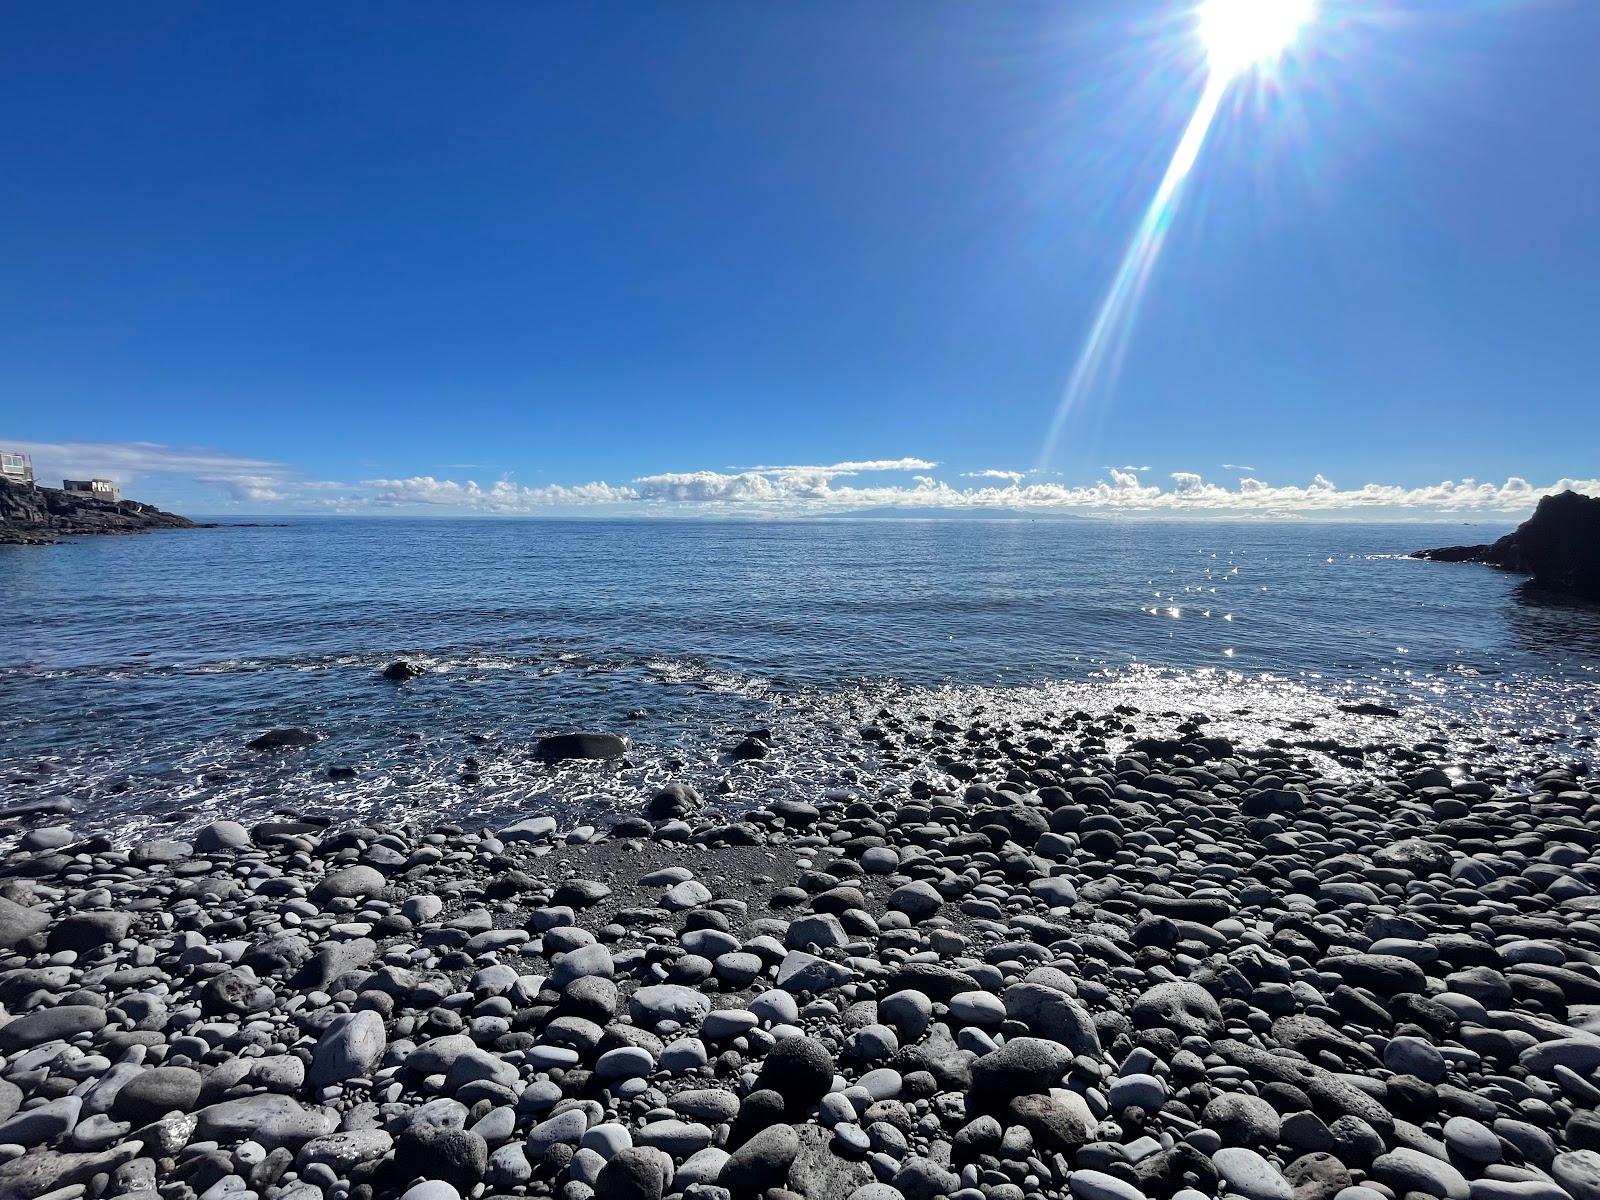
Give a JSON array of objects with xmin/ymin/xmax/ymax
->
[
  {"xmin": 1201, "ymin": 0, "xmax": 1315, "ymax": 78},
  {"xmin": 1036, "ymin": 1, "xmax": 1315, "ymax": 471},
  {"xmin": 1036, "ymin": 73, "xmax": 1227, "ymax": 471}
]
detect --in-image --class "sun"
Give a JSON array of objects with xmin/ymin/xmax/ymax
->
[{"xmin": 1199, "ymin": 0, "xmax": 1315, "ymax": 79}]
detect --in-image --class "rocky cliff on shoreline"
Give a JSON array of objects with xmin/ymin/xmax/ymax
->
[
  {"xmin": 1413, "ymin": 490, "xmax": 1600, "ymax": 602},
  {"xmin": 0, "ymin": 476, "xmax": 208, "ymax": 545}
]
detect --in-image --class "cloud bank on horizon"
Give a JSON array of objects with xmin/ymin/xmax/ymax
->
[{"xmin": 7, "ymin": 439, "xmax": 1597, "ymax": 519}]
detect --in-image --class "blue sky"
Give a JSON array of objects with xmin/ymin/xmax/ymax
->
[{"xmin": 2, "ymin": 1, "xmax": 1597, "ymax": 516}]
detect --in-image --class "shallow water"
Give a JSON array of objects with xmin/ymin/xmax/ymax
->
[{"xmin": 2, "ymin": 517, "xmax": 1597, "ymax": 837}]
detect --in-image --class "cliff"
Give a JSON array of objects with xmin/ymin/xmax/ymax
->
[
  {"xmin": 1413, "ymin": 489, "xmax": 1600, "ymax": 602},
  {"xmin": 0, "ymin": 476, "xmax": 207, "ymax": 545}
]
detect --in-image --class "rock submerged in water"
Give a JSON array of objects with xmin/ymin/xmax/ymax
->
[
  {"xmin": 247, "ymin": 726, "xmax": 320, "ymax": 751},
  {"xmin": 533, "ymin": 731, "xmax": 628, "ymax": 762},
  {"xmin": 1337, "ymin": 700, "xmax": 1401, "ymax": 718},
  {"xmin": 729, "ymin": 733, "xmax": 770, "ymax": 760},
  {"xmin": 1413, "ymin": 489, "xmax": 1600, "ymax": 601},
  {"xmin": 646, "ymin": 781, "xmax": 702, "ymax": 820},
  {"xmin": 381, "ymin": 659, "xmax": 427, "ymax": 681}
]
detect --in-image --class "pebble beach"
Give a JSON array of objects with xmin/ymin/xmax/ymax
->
[
  {"xmin": 6, "ymin": 3, "xmax": 1599, "ymax": 1200},
  {"xmin": 3, "ymin": 705, "xmax": 1599, "ymax": 1200}
]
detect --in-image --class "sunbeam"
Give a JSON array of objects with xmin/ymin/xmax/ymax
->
[
  {"xmin": 1036, "ymin": 0, "xmax": 1315, "ymax": 471},
  {"xmin": 1036, "ymin": 73, "xmax": 1228, "ymax": 471}
]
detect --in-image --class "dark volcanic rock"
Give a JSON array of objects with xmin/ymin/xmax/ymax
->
[
  {"xmin": 729, "ymin": 734, "xmax": 771, "ymax": 761},
  {"xmin": 596, "ymin": 1147, "xmax": 670, "ymax": 1200},
  {"xmin": 1337, "ymin": 701, "xmax": 1401, "ymax": 718},
  {"xmin": 971, "ymin": 1037, "xmax": 1073, "ymax": 1103},
  {"xmin": 0, "ymin": 476, "xmax": 206, "ymax": 545},
  {"xmin": 720, "ymin": 1123, "xmax": 800, "ymax": 1195},
  {"xmin": 111, "ymin": 1066, "xmax": 203, "ymax": 1125},
  {"xmin": 533, "ymin": 732, "xmax": 628, "ymax": 762},
  {"xmin": 391, "ymin": 1124, "xmax": 488, "ymax": 1189},
  {"xmin": 247, "ymin": 728, "xmax": 320, "ymax": 752},
  {"xmin": 0, "ymin": 1004, "xmax": 107, "ymax": 1052},
  {"xmin": 1321, "ymin": 952, "xmax": 1427, "ymax": 997},
  {"xmin": 1414, "ymin": 489, "xmax": 1600, "ymax": 601},
  {"xmin": 48, "ymin": 911, "xmax": 133, "ymax": 954},
  {"xmin": 757, "ymin": 1037, "xmax": 835, "ymax": 1112},
  {"xmin": 380, "ymin": 660, "xmax": 426, "ymax": 681},
  {"xmin": 646, "ymin": 782, "xmax": 703, "ymax": 820}
]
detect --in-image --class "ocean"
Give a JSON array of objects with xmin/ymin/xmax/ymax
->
[{"xmin": 2, "ymin": 517, "xmax": 1597, "ymax": 839}]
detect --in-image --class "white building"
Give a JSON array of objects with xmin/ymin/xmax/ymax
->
[
  {"xmin": 62, "ymin": 477, "xmax": 121, "ymax": 502},
  {"xmin": 1, "ymin": 449, "xmax": 34, "ymax": 485}
]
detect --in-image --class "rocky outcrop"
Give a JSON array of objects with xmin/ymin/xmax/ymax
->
[
  {"xmin": 0, "ymin": 477, "xmax": 206, "ymax": 545},
  {"xmin": 1413, "ymin": 489, "xmax": 1600, "ymax": 601}
]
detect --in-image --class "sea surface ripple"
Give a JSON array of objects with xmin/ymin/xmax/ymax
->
[{"xmin": 2, "ymin": 516, "xmax": 1596, "ymax": 839}]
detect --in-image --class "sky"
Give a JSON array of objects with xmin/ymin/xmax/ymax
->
[{"xmin": 2, "ymin": 0, "xmax": 1598, "ymax": 518}]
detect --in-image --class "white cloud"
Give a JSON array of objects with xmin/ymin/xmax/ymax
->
[
  {"xmin": 1108, "ymin": 468, "xmax": 1151, "ymax": 491},
  {"xmin": 7, "ymin": 440, "xmax": 289, "ymax": 496},
  {"xmin": 4, "ymin": 439, "xmax": 1591, "ymax": 519},
  {"xmin": 624, "ymin": 458, "xmax": 941, "ymax": 506},
  {"xmin": 633, "ymin": 471, "xmax": 779, "ymax": 503},
  {"xmin": 1221, "ymin": 463, "xmax": 1256, "ymax": 472},
  {"xmin": 364, "ymin": 476, "xmax": 637, "ymax": 510},
  {"xmin": 220, "ymin": 475, "xmax": 288, "ymax": 502},
  {"xmin": 741, "ymin": 457, "xmax": 937, "ymax": 479},
  {"xmin": 2, "ymin": 438, "xmax": 362, "ymax": 507},
  {"xmin": 611, "ymin": 468, "xmax": 1598, "ymax": 518}
]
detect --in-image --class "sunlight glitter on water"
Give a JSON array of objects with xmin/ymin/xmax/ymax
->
[{"xmin": 2, "ymin": 518, "xmax": 1595, "ymax": 842}]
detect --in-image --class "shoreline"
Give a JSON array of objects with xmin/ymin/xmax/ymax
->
[
  {"xmin": 2, "ymin": 707, "xmax": 1598, "ymax": 1200},
  {"xmin": 0, "ymin": 478, "xmax": 209, "ymax": 547},
  {"xmin": 7, "ymin": 658, "xmax": 1597, "ymax": 854}
]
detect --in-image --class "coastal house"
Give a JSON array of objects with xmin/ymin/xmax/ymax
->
[
  {"xmin": 62, "ymin": 477, "xmax": 121, "ymax": 503},
  {"xmin": 0, "ymin": 448, "xmax": 34, "ymax": 485}
]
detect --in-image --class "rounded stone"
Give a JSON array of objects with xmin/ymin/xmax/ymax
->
[
  {"xmin": 111, "ymin": 1067, "xmax": 203, "ymax": 1126},
  {"xmin": 757, "ymin": 1036, "xmax": 835, "ymax": 1111},
  {"xmin": 1213, "ymin": 1147, "xmax": 1294, "ymax": 1200}
]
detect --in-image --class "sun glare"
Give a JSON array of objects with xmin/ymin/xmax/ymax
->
[
  {"xmin": 1200, "ymin": 0, "xmax": 1315, "ymax": 78},
  {"xmin": 1036, "ymin": 0, "xmax": 1318, "ymax": 471}
]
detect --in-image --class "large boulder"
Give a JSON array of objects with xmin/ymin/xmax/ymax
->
[
  {"xmin": 646, "ymin": 782, "xmax": 702, "ymax": 820},
  {"xmin": 1131, "ymin": 981, "xmax": 1224, "ymax": 1038},
  {"xmin": 312, "ymin": 865, "xmax": 386, "ymax": 902}
]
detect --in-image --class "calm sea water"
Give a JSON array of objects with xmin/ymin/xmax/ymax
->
[{"xmin": 2, "ymin": 517, "xmax": 1597, "ymax": 838}]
